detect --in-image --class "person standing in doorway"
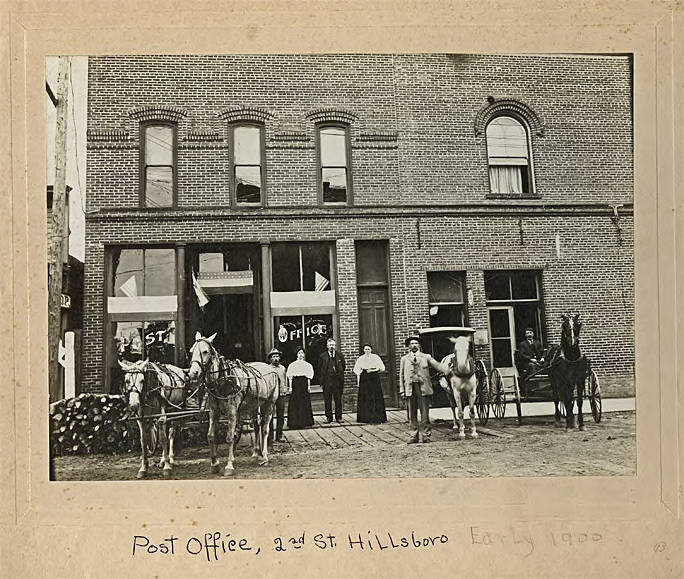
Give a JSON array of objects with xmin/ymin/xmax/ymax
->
[
  {"xmin": 399, "ymin": 335, "xmax": 446, "ymax": 443},
  {"xmin": 317, "ymin": 338, "xmax": 346, "ymax": 423},
  {"xmin": 267, "ymin": 348, "xmax": 288, "ymax": 443},
  {"xmin": 354, "ymin": 343, "xmax": 387, "ymax": 424}
]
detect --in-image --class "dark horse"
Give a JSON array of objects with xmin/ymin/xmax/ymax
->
[{"xmin": 547, "ymin": 313, "xmax": 588, "ymax": 430}]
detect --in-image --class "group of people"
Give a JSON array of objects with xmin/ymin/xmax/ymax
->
[
  {"xmin": 268, "ymin": 338, "xmax": 388, "ymax": 443},
  {"xmin": 265, "ymin": 326, "xmax": 545, "ymax": 445}
]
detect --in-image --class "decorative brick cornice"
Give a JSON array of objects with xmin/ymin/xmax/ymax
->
[
  {"xmin": 305, "ymin": 108, "xmax": 358, "ymax": 125},
  {"xmin": 128, "ymin": 106, "xmax": 187, "ymax": 122},
  {"xmin": 87, "ymin": 129, "xmax": 130, "ymax": 142},
  {"xmin": 474, "ymin": 98, "xmax": 545, "ymax": 136},
  {"xmin": 218, "ymin": 106, "xmax": 274, "ymax": 123}
]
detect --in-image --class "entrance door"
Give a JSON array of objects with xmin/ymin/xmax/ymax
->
[
  {"xmin": 358, "ymin": 288, "xmax": 395, "ymax": 405},
  {"xmin": 488, "ymin": 306, "xmax": 516, "ymax": 368}
]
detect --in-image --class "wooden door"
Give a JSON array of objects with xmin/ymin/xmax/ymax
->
[{"xmin": 358, "ymin": 288, "xmax": 395, "ymax": 405}]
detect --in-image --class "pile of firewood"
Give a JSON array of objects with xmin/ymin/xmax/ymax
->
[{"xmin": 50, "ymin": 393, "xmax": 137, "ymax": 455}]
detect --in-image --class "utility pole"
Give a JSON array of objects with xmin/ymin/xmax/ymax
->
[{"xmin": 48, "ymin": 56, "xmax": 70, "ymax": 401}]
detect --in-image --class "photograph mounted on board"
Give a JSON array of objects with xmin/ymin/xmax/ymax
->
[{"xmin": 46, "ymin": 53, "xmax": 635, "ymax": 482}]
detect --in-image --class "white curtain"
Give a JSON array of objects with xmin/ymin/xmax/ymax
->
[{"xmin": 489, "ymin": 166, "xmax": 523, "ymax": 195}]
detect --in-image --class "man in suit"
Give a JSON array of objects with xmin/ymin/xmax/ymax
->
[
  {"xmin": 515, "ymin": 328, "xmax": 545, "ymax": 389},
  {"xmin": 399, "ymin": 335, "xmax": 447, "ymax": 444},
  {"xmin": 317, "ymin": 338, "xmax": 346, "ymax": 423}
]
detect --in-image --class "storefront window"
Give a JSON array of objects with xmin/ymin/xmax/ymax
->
[
  {"xmin": 110, "ymin": 320, "xmax": 176, "ymax": 394},
  {"xmin": 275, "ymin": 314, "xmax": 333, "ymax": 384}
]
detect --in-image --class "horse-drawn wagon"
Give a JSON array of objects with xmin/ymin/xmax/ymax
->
[
  {"xmin": 418, "ymin": 326, "xmax": 491, "ymax": 427},
  {"xmin": 489, "ymin": 314, "xmax": 602, "ymax": 428}
]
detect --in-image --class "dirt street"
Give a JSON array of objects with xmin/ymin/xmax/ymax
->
[{"xmin": 52, "ymin": 410, "xmax": 635, "ymax": 481}]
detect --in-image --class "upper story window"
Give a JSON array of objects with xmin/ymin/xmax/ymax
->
[
  {"xmin": 318, "ymin": 125, "xmax": 351, "ymax": 204},
  {"xmin": 141, "ymin": 123, "xmax": 176, "ymax": 207},
  {"xmin": 486, "ymin": 116, "xmax": 532, "ymax": 196},
  {"xmin": 231, "ymin": 124, "xmax": 264, "ymax": 206}
]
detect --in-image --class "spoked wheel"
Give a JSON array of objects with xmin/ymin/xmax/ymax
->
[
  {"xmin": 588, "ymin": 369, "xmax": 602, "ymax": 423},
  {"xmin": 490, "ymin": 368, "xmax": 506, "ymax": 419},
  {"xmin": 475, "ymin": 360, "xmax": 490, "ymax": 425}
]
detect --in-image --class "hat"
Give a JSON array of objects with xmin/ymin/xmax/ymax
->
[
  {"xmin": 404, "ymin": 335, "xmax": 421, "ymax": 347},
  {"xmin": 267, "ymin": 348, "xmax": 282, "ymax": 359}
]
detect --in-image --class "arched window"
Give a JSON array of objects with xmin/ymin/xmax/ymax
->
[
  {"xmin": 230, "ymin": 123, "xmax": 265, "ymax": 206},
  {"xmin": 486, "ymin": 116, "xmax": 532, "ymax": 196},
  {"xmin": 317, "ymin": 124, "xmax": 351, "ymax": 204},
  {"xmin": 141, "ymin": 122, "xmax": 176, "ymax": 207}
]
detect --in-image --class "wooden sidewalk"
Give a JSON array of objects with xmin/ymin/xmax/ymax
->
[{"xmin": 253, "ymin": 409, "xmax": 480, "ymax": 454}]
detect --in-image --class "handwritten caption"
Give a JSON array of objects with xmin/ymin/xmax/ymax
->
[
  {"xmin": 131, "ymin": 530, "xmax": 449, "ymax": 561},
  {"xmin": 131, "ymin": 526, "xmax": 604, "ymax": 562}
]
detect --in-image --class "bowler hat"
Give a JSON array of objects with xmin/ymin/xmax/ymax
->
[
  {"xmin": 267, "ymin": 348, "xmax": 282, "ymax": 359},
  {"xmin": 404, "ymin": 335, "xmax": 421, "ymax": 347}
]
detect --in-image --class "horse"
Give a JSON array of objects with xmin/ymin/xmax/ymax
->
[
  {"xmin": 438, "ymin": 335, "xmax": 478, "ymax": 439},
  {"xmin": 119, "ymin": 358, "xmax": 192, "ymax": 478},
  {"xmin": 547, "ymin": 313, "xmax": 587, "ymax": 431},
  {"xmin": 187, "ymin": 332, "xmax": 280, "ymax": 476}
]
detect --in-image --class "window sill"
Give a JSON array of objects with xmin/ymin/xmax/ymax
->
[{"xmin": 485, "ymin": 194, "xmax": 541, "ymax": 200}]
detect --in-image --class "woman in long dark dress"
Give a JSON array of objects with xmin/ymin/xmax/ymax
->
[
  {"xmin": 286, "ymin": 348, "xmax": 315, "ymax": 429},
  {"xmin": 354, "ymin": 343, "xmax": 387, "ymax": 424}
]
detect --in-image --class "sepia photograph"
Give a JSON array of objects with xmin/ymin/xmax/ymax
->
[{"xmin": 47, "ymin": 52, "xmax": 635, "ymax": 482}]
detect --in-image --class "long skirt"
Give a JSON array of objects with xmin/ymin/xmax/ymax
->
[
  {"xmin": 287, "ymin": 376, "xmax": 314, "ymax": 429},
  {"xmin": 356, "ymin": 371, "xmax": 387, "ymax": 424}
]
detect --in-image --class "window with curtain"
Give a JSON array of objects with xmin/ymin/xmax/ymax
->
[
  {"xmin": 232, "ymin": 124, "xmax": 264, "ymax": 205},
  {"xmin": 142, "ymin": 123, "xmax": 175, "ymax": 207},
  {"xmin": 318, "ymin": 125, "xmax": 350, "ymax": 204},
  {"xmin": 486, "ymin": 116, "xmax": 532, "ymax": 196}
]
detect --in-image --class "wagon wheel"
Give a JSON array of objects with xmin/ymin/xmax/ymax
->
[
  {"xmin": 475, "ymin": 360, "xmax": 490, "ymax": 425},
  {"xmin": 588, "ymin": 369, "xmax": 602, "ymax": 423},
  {"xmin": 490, "ymin": 368, "xmax": 506, "ymax": 419},
  {"xmin": 513, "ymin": 375, "xmax": 523, "ymax": 425},
  {"xmin": 146, "ymin": 419, "xmax": 159, "ymax": 455}
]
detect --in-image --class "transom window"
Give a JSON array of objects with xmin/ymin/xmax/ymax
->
[
  {"xmin": 142, "ymin": 123, "xmax": 176, "ymax": 207},
  {"xmin": 231, "ymin": 124, "xmax": 264, "ymax": 206},
  {"xmin": 486, "ymin": 116, "xmax": 532, "ymax": 196},
  {"xmin": 318, "ymin": 125, "xmax": 350, "ymax": 204},
  {"xmin": 271, "ymin": 243, "xmax": 332, "ymax": 293}
]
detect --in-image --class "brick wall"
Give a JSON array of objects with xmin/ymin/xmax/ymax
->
[
  {"xmin": 83, "ymin": 53, "xmax": 635, "ymax": 403},
  {"xmin": 87, "ymin": 54, "xmax": 631, "ymax": 210},
  {"xmin": 82, "ymin": 213, "xmax": 634, "ymax": 398}
]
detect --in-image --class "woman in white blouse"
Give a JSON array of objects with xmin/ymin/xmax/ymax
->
[
  {"xmin": 353, "ymin": 343, "xmax": 387, "ymax": 424},
  {"xmin": 286, "ymin": 348, "xmax": 315, "ymax": 429}
]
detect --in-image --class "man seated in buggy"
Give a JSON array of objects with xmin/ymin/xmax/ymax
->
[{"xmin": 515, "ymin": 327, "xmax": 545, "ymax": 396}]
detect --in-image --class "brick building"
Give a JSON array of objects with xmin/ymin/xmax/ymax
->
[{"xmin": 83, "ymin": 53, "xmax": 634, "ymax": 407}]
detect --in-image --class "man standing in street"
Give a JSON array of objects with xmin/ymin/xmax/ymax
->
[
  {"xmin": 267, "ymin": 348, "xmax": 288, "ymax": 443},
  {"xmin": 399, "ymin": 335, "xmax": 446, "ymax": 444},
  {"xmin": 317, "ymin": 338, "xmax": 346, "ymax": 423}
]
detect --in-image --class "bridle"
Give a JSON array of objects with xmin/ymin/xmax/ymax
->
[{"xmin": 189, "ymin": 339, "xmax": 216, "ymax": 380}]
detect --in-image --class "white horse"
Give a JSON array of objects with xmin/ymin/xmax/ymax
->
[
  {"xmin": 187, "ymin": 332, "xmax": 279, "ymax": 476},
  {"xmin": 439, "ymin": 336, "xmax": 478, "ymax": 440},
  {"xmin": 119, "ymin": 358, "xmax": 191, "ymax": 478}
]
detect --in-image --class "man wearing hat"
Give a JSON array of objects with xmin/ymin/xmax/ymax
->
[
  {"xmin": 267, "ymin": 347, "xmax": 289, "ymax": 443},
  {"xmin": 399, "ymin": 335, "xmax": 447, "ymax": 444},
  {"xmin": 515, "ymin": 327, "xmax": 544, "ymax": 396}
]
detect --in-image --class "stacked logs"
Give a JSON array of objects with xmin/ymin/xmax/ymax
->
[{"xmin": 49, "ymin": 393, "xmax": 136, "ymax": 455}]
